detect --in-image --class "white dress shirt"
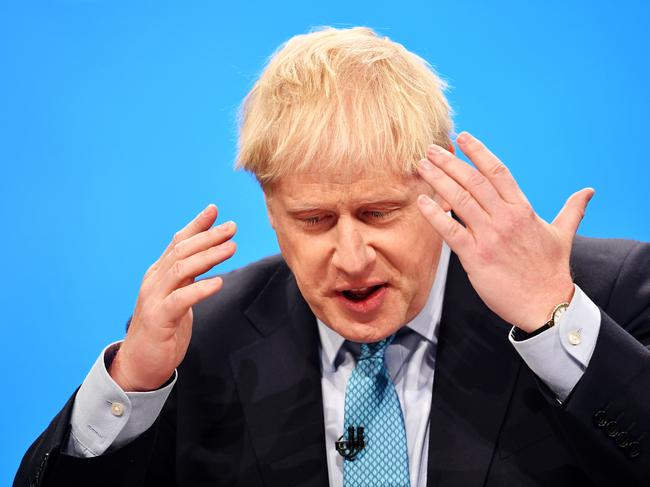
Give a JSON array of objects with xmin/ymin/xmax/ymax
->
[{"xmin": 65, "ymin": 242, "xmax": 602, "ymax": 487}]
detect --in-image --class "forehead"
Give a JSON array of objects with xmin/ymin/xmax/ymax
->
[{"xmin": 266, "ymin": 170, "xmax": 428, "ymax": 207}]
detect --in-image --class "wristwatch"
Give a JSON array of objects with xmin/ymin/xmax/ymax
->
[{"xmin": 512, "ymin": 301, "xmax": 570, "ymax": 341}]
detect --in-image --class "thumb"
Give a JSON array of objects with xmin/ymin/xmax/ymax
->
[{"xmin": 552, "ymin": 187, "xmax": 595, "ymax": 236}]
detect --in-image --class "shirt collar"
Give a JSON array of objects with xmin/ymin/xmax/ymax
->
[{"xmin": 317, "ymin": 241, "xmax": 451, "ymax": 371}]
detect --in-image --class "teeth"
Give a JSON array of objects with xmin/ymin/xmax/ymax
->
[{"xmin": 349, "ymin": 287, "xmax": 371, "ymax": 293}]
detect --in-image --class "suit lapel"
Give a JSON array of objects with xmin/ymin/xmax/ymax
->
[
  {"xmin": 229, "ymin": 265, "xmax": 329, "ymax": 487},
  {"xmin": 427, "ymin": 252, "xmax": 522, "ymax": 487},
  {"xmin": 228, "ymin": 249, "xmax": 521, "ymax": 487}
]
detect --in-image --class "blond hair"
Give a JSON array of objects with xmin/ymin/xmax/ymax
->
[{"xmin": 236, "ymin": 26, "xmax": 453, "ymax": 185}]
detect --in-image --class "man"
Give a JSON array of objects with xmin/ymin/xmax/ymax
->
[{"xmin": 15, "ymin": 26, "xmax": 650, "ymax": 486}]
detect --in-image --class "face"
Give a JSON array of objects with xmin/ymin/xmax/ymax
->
[{"xmin": 265, "ymin": 170, "xmax": 442, "ymax": 343}]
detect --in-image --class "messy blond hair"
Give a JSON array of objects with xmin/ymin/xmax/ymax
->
[{"xmin": 236, "ymin": 26, "xmax": 453, "ymax": 185}]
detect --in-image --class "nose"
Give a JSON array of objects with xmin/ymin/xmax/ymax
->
[{"xmin": 331, "ymin": 218, "xmax": 376, "ymax": 277}]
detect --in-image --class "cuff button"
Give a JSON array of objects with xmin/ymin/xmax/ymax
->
[
  {"xmin": 593, "ymin": 410, "xmax": 608, "ymax": 428},
  {"xmin": 567, "ymin": 329, "xmax": 582, "ymax": 345},
  {"xmin": 605, "ymin": 421, "xmax": 620, "ymax": 438},
  {"xmin": 111, "ymin": 402, "xmax": 125, "ymax": 417},
  {"xmin": 626, "ymin": 441, "xmax": 642, "ymax": 459},
  {"xmin": 616, "ymin": 432, "xmax": 630, "ymax": 448}
]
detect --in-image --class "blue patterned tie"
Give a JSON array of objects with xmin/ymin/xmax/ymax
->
[{"xmin": 342, "ymin": 334, "xmax": 410, "ymax": 486}]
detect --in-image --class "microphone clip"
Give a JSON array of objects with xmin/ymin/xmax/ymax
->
[{"xmin": 336, "ymin": 426, "xmax": 365, "ymax": 460}]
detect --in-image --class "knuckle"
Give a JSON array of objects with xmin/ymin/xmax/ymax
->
[
  {"xmin": 446, "ymin": 220, "xmax": 460, "ymax": 239},
  {"xmin": 171, "ymin": 260, "xmax": 184, "ymax": 278},
  {"xmin": 455, "ymin": 189, "xmax": 472, "ymax": 208},
  {"xmin": 506, "ymin": 206, "xmax": 534, "ymax": 231},
  {"xmin": 490, "ymin": 163, "xmax": 508, "ymax": 177},
  {"xmin": 468, "ymin": 173, "xmax": 486, "ymax": 187},
  {"xmin": 517, "ymin": 205, "xmax": 536, "ymax": 223},
  {"xmin": 172, "ymin": 243, "xmax": 184, "ymax": 260}
]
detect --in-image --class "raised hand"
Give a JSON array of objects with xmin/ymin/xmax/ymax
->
[
  {"xmin": 109, "ymin": 204, "xmax": 237, "ymax": 391},
  {"xmin": 416, "ymin": 132, "xmax": 594, "ymax": 333}
]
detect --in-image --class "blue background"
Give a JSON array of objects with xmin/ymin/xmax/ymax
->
[{"xmin": 2, "ymin": 0, "xmax": 649, "ymax": 481}]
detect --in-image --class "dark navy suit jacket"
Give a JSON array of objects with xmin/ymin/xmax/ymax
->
[{"xmin": 14, "ymin": 236, "xmax": 650, "ymax": 486}]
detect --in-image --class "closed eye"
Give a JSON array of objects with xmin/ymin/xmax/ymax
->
[
  {"xmin": 367, "ymin": 210, "xmax": 392, "ymax": 219},
  {"xmin": 304, "ymin": 216, "xmax": 322, "ymax": 226},
  {"xmin": 302, "ymin": 214, "xmax": 333, "ymax": 227}
]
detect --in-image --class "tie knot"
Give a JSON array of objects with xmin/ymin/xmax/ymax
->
[{"xmin": 359, "ymin": 334, "xmax": 395, "ymax": 360}]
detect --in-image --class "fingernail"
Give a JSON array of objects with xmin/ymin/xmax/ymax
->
[
  {"xmin": 418, "ymin": 194, "xmax": 433, "ymax": 206},
  {"xmin": 428, "ymin": 144, "xmax": 444, "ymax": 154},
  {"xmin": 456, "ymin": 132, "xmax": 470, "ymax": 144},
  {"xmin": 202, "ymin": 204, "xmax": 215, "ymax": 216},
  {"xmin": 220, "ymin": 220, "xmax": 235, "ymax": 230}
]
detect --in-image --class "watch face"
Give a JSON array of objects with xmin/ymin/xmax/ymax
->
[{"xmin": 553, "ymin": 303, "xmax": 569, "ymax": 325}]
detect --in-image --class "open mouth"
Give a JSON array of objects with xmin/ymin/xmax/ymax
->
[
  {"xmin": 340, "ymin": 284, "xmax": 385, "ymax": 302},
  {"xmin": 335, "ymin": 283, "xmax": 388, "ymax": 315}
]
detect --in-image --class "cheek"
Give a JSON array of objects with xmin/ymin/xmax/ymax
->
[
  {"xmin": 276, "ymin": 233, "xmax": 330, "ymax": 285},
  {"xmin": 382, "ymin": 220, "xmax": 440, "ymax": 284}
]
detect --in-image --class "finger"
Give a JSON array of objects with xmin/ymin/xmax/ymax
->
[
  {"xmin": 455, "ymin": 132, "xmax": 528, "ymax": 205},
  {"xmin": 426, "ymin": 144, "xmax": 503, "ymax": 215},
  {"xmin": 552, "ymin": 188, "xmax": 595, "ymax": 236},
  {"xmin": 161, "ymin": 276, "xmax": 224, "ymax": 323},
  {"xmin": 156, "ymin": 220, "xmax": 237, "ymax": 277},
  {"xmin": 159, "ymin": 240, "xmax": 237, "ymax": 296},
  {"xmin": 433, "ymin": 192, "xmax": 452, "ymax": 212},
  {"xmin": 146, "ymin": 204, "xmax": 219, "ymax": 278},
  {"xmin": 417, "ymin": 158, "xmax": 489, "ymax": 232},
  {"xmin": 417, "ymin": 194, "xmax": 473, "ymax": 255}
]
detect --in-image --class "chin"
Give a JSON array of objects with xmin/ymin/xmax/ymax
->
[{"xmin": 330, "ymin": 318, "xmax": 402, "ymax": 344}]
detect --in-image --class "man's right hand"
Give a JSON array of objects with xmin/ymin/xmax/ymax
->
[{"xmin": 109, "ymin": 204, "xmax": 237, "ymax": 391}]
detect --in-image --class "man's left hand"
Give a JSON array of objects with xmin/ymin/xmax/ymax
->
[{"xmin": 416, "ymin": 132, "xmax": 594, "ymax": 333}]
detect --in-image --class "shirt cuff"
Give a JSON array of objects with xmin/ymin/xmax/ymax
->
[
  {"xmin": 509, "ymin": 284, "xmax": 601, "ymax": 403},
  {"xmin": 65, "ymin": 341, "xmax": 177, "ymax": 457}
]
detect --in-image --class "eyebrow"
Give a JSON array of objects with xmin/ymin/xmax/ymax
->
[{"xmin": 284, "ymin": 196, "xmax": 411, "ymax": 213}]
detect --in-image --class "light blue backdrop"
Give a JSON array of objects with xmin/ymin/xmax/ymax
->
[{"xmin": 2, "ymin": 0, "xmax": 649, "ymax": 482}]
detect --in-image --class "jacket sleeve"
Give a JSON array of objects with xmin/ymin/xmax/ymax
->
[
  {"xmin": 12, "ymin": 385, "xmax": 177, "ymax": 487},
  {"xmin": 552, "ymin": 240, "xmax": 650, "ymax": 486}
]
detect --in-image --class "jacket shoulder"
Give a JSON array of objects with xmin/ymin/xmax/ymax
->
[
  {"xmin": 571, "ymin": 235, "xmax": 650, "ymax": 319},
  {"xmin": 189, "ymin": 254, "xmax": 291, "ymax": 351},
  {"xmin": 196, "ymin": 254, "xmax": 288, "ymax": 315}
]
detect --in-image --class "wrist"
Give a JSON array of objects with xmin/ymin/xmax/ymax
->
[
  {"xmin": 517, "ymin": 282, "xmax": 575, "ymax": 334},
  {"xmin": 108, "ymin": 348, "xmax": 165, "ymax": 392},
  {"xmin": 108, "ymin": 350, "xmax": 139, "ymax": 391}
]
